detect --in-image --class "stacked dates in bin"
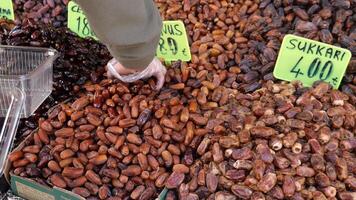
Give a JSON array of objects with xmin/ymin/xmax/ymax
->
[{"xmin": 8, "ymin": 67, "xmax": 356, "ymax": 199}]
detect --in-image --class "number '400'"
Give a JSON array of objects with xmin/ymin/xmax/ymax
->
[
  {"xmin": 76, "ymin": 16, "xmax": 94, "ymax": 36},
  {"xmin": 291, "ymin": 57, "xmax": 333, "ymax": 80}
]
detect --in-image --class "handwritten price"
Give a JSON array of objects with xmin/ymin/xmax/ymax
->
[
  {"xmin": 67, "ymin": 1, "xmax": 97, "ymax": 40},
  {"xmin": 274, "ymin": 35, "xmax": 351, "ymax": 89},
  {"xmin": 158, "ymin": 37, "xmax": 188, "ymax": 57},
  {"xmin": 290, "ymin": 57, "xmax": 338, "ymax": 86},
  {"xmin": 75, "ymin": 16, "xmax": 96, "ymax": 38},
  {"xmin": 156, "ymin": 21, "xmax": 191, "ymax": 62}
]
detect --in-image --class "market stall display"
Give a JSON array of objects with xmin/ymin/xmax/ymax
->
[
  {"xmin": 0, "ymin": 0, "xmax": 355, "ymax": 199},
  {"xmin": 7, "ymin": 79, "xmax": 356, "ymax": 199}
]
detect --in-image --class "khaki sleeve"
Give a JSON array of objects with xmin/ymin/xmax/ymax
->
[{"xmin": 74, "ymin": 0, "xmax": 162, "ymax": 70}]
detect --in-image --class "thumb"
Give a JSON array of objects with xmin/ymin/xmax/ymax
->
[
  {"xmin": 106, "ymin": 58, "xmax": 118, "ymax": 79},
  {"xmin": 154, "ymin": 71, "xmax": 166, "ymax": 90},
  {"xmin": 106, "ymin": 68, "xmax": 113, "ymax": 79}
]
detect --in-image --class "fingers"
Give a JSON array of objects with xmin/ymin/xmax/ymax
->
[
  {"xmin": 154, "ymin": 71, "xmax": 166, "ymax": 90},
  {"xmin": 105, "ymin": 57, "xmax": 167, "ymax": 90},
  {"xmin": 152, "ymin": 58, "xmax": 167, "ymax": 90},
  {"xmin": 106, "ymin": 58, "xmax": 118, "ymax": 79},
  {"xmin": 106, "ymin": 68, "xmax": 113, "ymax": 79}
]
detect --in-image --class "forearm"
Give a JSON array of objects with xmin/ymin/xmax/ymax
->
[{"xmin": 74, "ymin": 0, "xmax": 162, "ymax": 70}]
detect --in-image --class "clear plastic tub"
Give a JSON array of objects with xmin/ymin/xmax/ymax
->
[
  {"xmin": 0, "ymin": 45, "xmax": 58, "ymax": 118},
  {"xmin": 0, "ymin": 45, "xmax": 58, "ymax": 176},
  {"xmin": 0, "ymin": 88, "xmax": 24, "ymax": 177}
]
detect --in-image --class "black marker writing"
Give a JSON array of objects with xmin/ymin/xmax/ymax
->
[
  {"xmin": 307, "ymin": 43, "xmax": 316, "ymax": 54},
  {"xmin": 332, "ymin": 77, "xmax": 338, "ymax": 85},
  {"xmin": 316, "ymin": 46, "xmax": 325, "ymax": 56},
  {"xmin": 158, "ymin": 38, "xmax": 167, "ymax": 55},
  {"xmin": 306, "ymin": 58, "xmax": 334, "ymax": 80},
  {"xmin": 162, "ymin": 24, "xmax": 183, "ymax": 36},
  {"xmin": 174, "ymin": 24, "xmax": 183, "ymax": 36},
  {"xmin": 167, "ymin": 37, "xmax": 178, "ymax": 55},
  {"xmin": 71, "ymin": 5, "xmax": 83, "ymax": 14},
  {"xmin": 76, "ymin": 16, "xmax": 95, "ymax": 37},
  {"xmin": 287, "ymin": 39, "xmax": 297, "ymax": 49},
  {"xmin": 308, "ymin": 58, "xmax": 321, "ymax": 78},
  {"xmin": 333, "ymin": 50, "xmax": 341, "ymax": 61},
  {"xmin": 182, "ymin": 48, "xmax": 187, "ymax": 56},
  {"xmin": 286, "ymin": 38, "xmax": 347, "ymax": 61},
  {"xmin": 0, "ymin": 8, "xmax": 11, "ymax": 15},
  {"xmin": 325, "ymin": 48, "xmax": 333, "ymax": 59},
  {"xmin": 319, "ymin": 60, "xmax": 333, "ymax": 80},
  {"xmin": 290, "ymin": 56, "xmax": 304, "ymax": 78},
  {"xmin": 298, "ymin": 41, "xmax": 307, "ymax": 51}
]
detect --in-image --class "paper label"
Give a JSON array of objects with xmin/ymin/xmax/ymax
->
[
  {"xmin": 67, "ymin": 1, "xmax": 98, "ymax": 40},
  {"xmin": 156, "ymin": 20, "xmax": 191, "ymax": 62},
  {"xmin": 274, "ymin": 34, "xmax": 351, "ymax": 89},
  {"xmin": 0, "ymin": 0, "xmax": 15, "ymax": 20}
]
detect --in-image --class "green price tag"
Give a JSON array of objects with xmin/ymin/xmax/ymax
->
[
  {"xmin": 67, "ymin": 1, "xmax": 98, "ymax": 40},
  {"xmin": 0, "ymin": 0, "xmax": 15, "ymax": 20},
  {"xmin": 274, "ymin": 34, "xmax": 351, "ymax": 89},
  {"xmin": 156, "ymin": 21, "xmax": 191, "ymax": 62}
]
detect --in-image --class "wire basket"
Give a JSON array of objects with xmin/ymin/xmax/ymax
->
[{"xmin": 0, "ymin": 45, "xmax": 58, "ymax": 118}]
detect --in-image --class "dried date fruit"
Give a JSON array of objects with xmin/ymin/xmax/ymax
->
[
  {"xmin": 257, "ymin": 173, "xmax": 277, "ymax": 193},
  {"xmin": 206, "ymin": 172, "xmax": 218, "ymax": 192},
  {"xmin": 165, "ymin": 172, "xmax": 185, "ymax": 189},
  {"xmin": 121, "ymin": 165, "xmax": 141, "ymax": 177},
  {"xmin": 72, "ymin": 187, "xmax": 90, "ymax": 198},
  {"xmin": 50, "ymin": 174, "xmax": 67, "ymax": 188},
  {"xmin": 231, "ymin": 185, "xmax": 252, "ymax": 199}
]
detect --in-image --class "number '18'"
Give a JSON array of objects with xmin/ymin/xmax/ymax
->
[{"xmin": 76, "ymin": 16, "xmax": 93, "ymax": 36}]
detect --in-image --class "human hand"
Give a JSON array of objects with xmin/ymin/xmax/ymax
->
[{"xmin": 107, "ymin": 57, "xmax": 167, "ymax": 90}]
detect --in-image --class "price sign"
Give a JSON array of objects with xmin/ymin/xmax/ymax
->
[
  {"xmin": 0, "ymin": 0, "xmax": 14, "ymax": 20},
  {"xmin": 67, "ymin": 1, "xmax": 98, "ymax": 40},
  {"xmin": 274, "ymin": 34, "xmax": 351, "ymax": 89},
  {"xmin": 156, "ymin": 21, "xmax": 191, "ymax": 62}
]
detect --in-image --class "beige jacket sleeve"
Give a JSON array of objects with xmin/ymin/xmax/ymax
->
[{"xmin": 74, "ymin": 0, "xmax": 162, "ymax": 70}]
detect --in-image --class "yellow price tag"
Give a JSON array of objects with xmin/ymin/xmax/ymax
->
[
  {"xmin": 67, "ymin": 1, "xmax": 98, "ymax": 40},
  {"xmin": 274, "ymin": 34, "xmax": 351, "ymax": 89},
  {"xmin": 0, "ymin": 0, "xmax": 15, "ymax": 20},
  {"xmin": 156, "ymin": 21, "xmax": 191, "ymax": 62}
]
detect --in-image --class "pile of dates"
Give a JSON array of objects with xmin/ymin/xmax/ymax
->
[
  {"xmin": 11, "ymin": 0, "xmax": 356, "ymax": 93},
  {"xmin": 13, "ymin": 0, "xmax": 69, "ymax": 27},
  {"xmin": 9, "ymin": 63, "xmax": 356, "ymax": 199},
  {"xmin": 0, "ymin": 20, "xmax": 111, "ymax": 139},
  {"xmin": 6, "ymin": 0, "xmax": 356, "ymax": 137},
  {"xmin": 155, "ymin": 0, "xmax": 356, "ymax": 94}
]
